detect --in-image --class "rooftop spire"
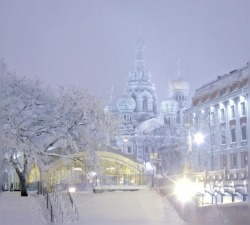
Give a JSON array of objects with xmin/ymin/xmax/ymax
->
[
  {"xmin": 134, "ymin": 39, "xmax": 145, "ymax": 70},
  {"xmin": 176, "ymin": 57, "xmax": 182, "ymax": 78}
]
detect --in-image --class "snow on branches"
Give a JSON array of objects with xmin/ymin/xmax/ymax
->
[{"xmin": 2, "ymin": 69, "xmax": 120, "ymax": 195}]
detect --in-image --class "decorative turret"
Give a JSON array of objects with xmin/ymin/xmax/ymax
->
[
  {"xmin": 127, "ymin": 40, "xmax": 158, "ymax": 122},
  {"xmin": 170, "ymin": 59, "xmax": 190, "ymax": 109},
  {"xmin": 161, "ymin": 81, "xmax": 179, "ymax": 125},
  {"xmin": 105, "ymin": 86, "xmax": 118, "ymax": 113}
]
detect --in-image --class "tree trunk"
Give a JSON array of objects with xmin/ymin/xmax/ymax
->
[{"xmin": 15, "ymin": 168, "xmax": 28, "ymax": 197}]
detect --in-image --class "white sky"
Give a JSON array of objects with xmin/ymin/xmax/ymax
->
[{"xmin": 1, "ymin": 0, "xmax": 250, "ymax": 103}]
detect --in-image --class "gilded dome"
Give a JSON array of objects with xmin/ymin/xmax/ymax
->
[
  {"xmin": 170, "ymin": 78, "xmax": 190, "ymax": 91},
  {"xmin": 116, "ymin": 94, "xmax": 136, "ymax": 111}
]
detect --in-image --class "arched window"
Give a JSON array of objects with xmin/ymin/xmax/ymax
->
[{"xmin": 143, "ymin": 98, "xmax": 147, "ymax": 111}]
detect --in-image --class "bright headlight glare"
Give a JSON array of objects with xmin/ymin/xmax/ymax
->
[
  {"xmin": 174, "ymin": 178, "xmax": 196, "ymax": 203},
  {"xmin": 68, "ymin": 187, "xmax": 76, "ymax": 192}
]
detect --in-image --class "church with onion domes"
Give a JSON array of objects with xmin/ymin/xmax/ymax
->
[{"xmin": 105, "ymin": 41, "xmax": 190, "ymax": 173}]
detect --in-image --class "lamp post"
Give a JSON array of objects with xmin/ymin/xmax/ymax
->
[{"xmin": 194, "ymin": 133, "xmax": 204, "ymax": 172}]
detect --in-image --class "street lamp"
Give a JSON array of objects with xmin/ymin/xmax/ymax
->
[{"xmin": 194, "ymin": 132, "xmax": 204, "ymax": 172}]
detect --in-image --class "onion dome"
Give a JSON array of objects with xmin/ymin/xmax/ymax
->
[
  {"xmin": 104, "ymin": 101, "xmax": 117, "ymax": 112},
  {"xmin": 170, "ymin": 77, "xmax": 190, "ymax": 91},
  {"xmin": 161, "ymin": 98, "xmax": 179, "ymax": 114},
  {"xmin": 104, "ymin": 94, "xmax": 117, "ymax": 112},
  {"xmin": 116, "ymin": 94, "xmax": 136, "ymax": 112}
]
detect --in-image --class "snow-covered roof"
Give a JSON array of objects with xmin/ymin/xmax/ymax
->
[{"xmin": 138, "ymin": 118, "xmax": 164, "ymax": 135}]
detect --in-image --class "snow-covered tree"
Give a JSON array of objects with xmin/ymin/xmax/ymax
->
[
  {"xmin": 2, "ymin": 70, "xmax": 120, "ymax": 196},
  {"xmin": 0, "ymin": 60, "xmax": 4, "ymax": 194}
]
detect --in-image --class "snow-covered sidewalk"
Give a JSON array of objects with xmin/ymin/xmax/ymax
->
[
  {"xmin": 0, "ymin": 190, "xmax": 187, "ymax": 225},
  {"xmin": 0, "ymin": 192, "xmax": 46, "ymax": 225}
]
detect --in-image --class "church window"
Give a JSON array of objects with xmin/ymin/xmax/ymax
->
[
  {"xmin": 176, "ymin": 111, "xmax": 180, "ymax": 123},
  {"xmin": 127, "ymin": 146, "xmax": 132, "ymax": 154},
  {"xmin": 143, "ymin": 98, "xmax": 147, "ymax": 111},
  {"xmin": 123, "ymin": 115, "xmax": 131, "ymax": 123},
  {"xmin": 182, "ymin": 96, "xmax": 184, "ymax": 101}
]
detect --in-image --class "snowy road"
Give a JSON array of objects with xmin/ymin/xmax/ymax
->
[
  {"xmin": 0, "ymin": 190, "xmax": 187, "ymax": 225},
  {"xmin": 71, "ymin": 190, "xmax": 187, "ymax": 225}
]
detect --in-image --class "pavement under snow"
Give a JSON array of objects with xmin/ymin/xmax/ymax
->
[{"xmin": 0, "ymin": 189, "xmax": 187, "ymax": 225}]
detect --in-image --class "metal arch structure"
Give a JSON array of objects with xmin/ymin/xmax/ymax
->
[
  {"xmin": 97, "ymin": 150, "xmax": 144, "ymax": 174},
  {"xmin": 42, "ymin": 149, "xmax": 145, "ymax": 190}
]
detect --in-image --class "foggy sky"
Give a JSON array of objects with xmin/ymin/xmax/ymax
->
[{"xmin": 1, "ymin": 0, "xmax": 250, "ymax": 103}]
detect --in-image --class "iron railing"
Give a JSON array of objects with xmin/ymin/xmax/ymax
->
[{"xmin": 66, "ymin": 189, "xmax": 79, "ymax": 222}]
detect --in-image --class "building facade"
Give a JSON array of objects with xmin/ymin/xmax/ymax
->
[{"xmin": 185, "ymin": 63, "xmax": 249, "ymax": 171}]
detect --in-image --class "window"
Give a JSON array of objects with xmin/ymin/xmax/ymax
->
[
  {"xmin": 210, "ymin": 133, "xmax": 215, "ymax": 146},
  {"xmin": 230, "ymin": 105, "xmax": 235, "ymax": 119},
  {"xmin": 143, "ymin": 98, "xmax": 147, "ymax": 111},
  {"xmin": 123, "ymin": 115, "xmax": 131, "ymax": 123},
  {"xmin": 144, "ymin": 147, "xmax": 149, "ymax": 153},
  {"xmin": 176, "ymin": 111, "xmax": 180, "ymax": 124},
  {"xmin": 241, "ymin": 152, "xmax": 248, "ymax": 167},
  {"xmin": 241, "ymin": 126, "xmax": 247, "ymax": 141},
  {"xmin": 241, "ymin": 102, "xmax": 246, "ymax": 116},
  {"xmin": 231, "ymin": 128, "xmax": 236, "ymax": 143},
  {"xmin": 210, "ymin": 112, "xmax": 215, "ymax": 125},
  {"xmin": 221, "ymin": 129, "xmax": 226, "ymax": 145},
  {"xmin": 220, "ymin": 155, "xmax": 227, "ymax": 168},
  {"xmin": 220, "ymin": 108, "xmax": 225, "ymax": 122},
  {"xmin": 127, "ymin": 146, "xmax": 132, "ymax": 154},
  {"xmin": 230, "ymin": 153, "xmax": 237, "ymax": 168},
  {"xmin": 164, "ymin": 117, "xmax": 170, "ymax": 125}
]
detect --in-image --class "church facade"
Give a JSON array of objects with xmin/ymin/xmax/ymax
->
[{"xmin": 106, "ymin": 42, "xmax": 190, "ymax": 173}]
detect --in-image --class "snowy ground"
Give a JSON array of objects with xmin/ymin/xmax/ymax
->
[
  {"xmin": 0, "ymin": 190, "xmax": 187, "ymax": 225},
  {"xmin": 0, "ymin": 191, "xmax": 47, "ymax": 225}
]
